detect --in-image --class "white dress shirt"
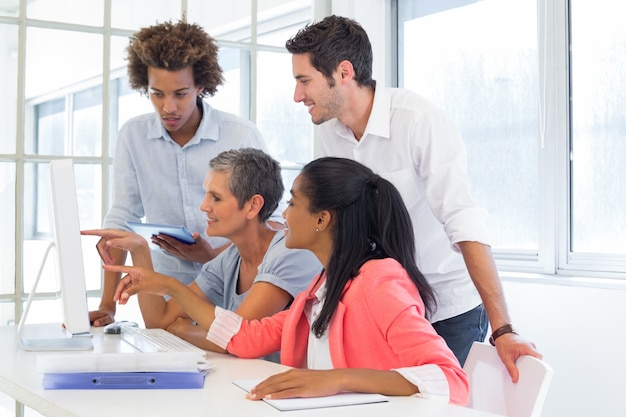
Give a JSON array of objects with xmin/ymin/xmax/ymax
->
[{"xmin": 318, "ymin": 87, "xmax": 487, "ymax": 322}]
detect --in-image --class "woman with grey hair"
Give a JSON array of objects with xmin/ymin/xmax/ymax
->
[{"xmin": 83, "ymin": 148, "xmax": 321, "ymax": 357}]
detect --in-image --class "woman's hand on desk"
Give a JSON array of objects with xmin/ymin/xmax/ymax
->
[
  {"xmin": 247, "ymin": 369, "xmax": 419, "ymax": 400},
  {"xmin": 246, "ymin": 369, "xmax": 342, "ymax": 400},
  {"xmin": 104, "ymin": 264, "xmax": 176, "ymax": 304}
]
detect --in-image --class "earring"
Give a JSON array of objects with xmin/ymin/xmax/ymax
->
[{"xmin": 315, "ymin": 228, "xmax": 319, "ymax": 232}]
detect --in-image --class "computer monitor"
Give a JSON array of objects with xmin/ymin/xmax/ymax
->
[{"xmin": 18, "ymin": 159, "xmax": 93, "ymax": 351}]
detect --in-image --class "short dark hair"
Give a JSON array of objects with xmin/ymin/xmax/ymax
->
[
  {"xmin": 285, "ymin": 15, "xmax": 374, "ymax": 88},
  {"xmin": 126, "ymin": 20, "xmax": 224, "ymax": 97},
  {"xmin": 298, "ymin": 157, "xmax": 436, "ymax": 337},
  {"xmin": 209, "ymin": 148, "xmax": 283, "ymax": 223}
]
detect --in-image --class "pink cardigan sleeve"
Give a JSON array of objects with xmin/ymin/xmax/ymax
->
[
  {"xmin": 384, "ymin": 304, "xmax": 469, "ymax": 404},
  {"xmin": 207, "ymin": 306, "xmax": 290, "ymax": 359}
]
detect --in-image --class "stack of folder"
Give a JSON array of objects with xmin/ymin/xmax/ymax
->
[{"xmin": 37, "ymin": 351, "xmax": 210, "ymax": 389}]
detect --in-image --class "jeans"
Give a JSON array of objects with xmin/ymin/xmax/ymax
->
[{"xmin": 432, "ymin": 304, "xmax": 488, "ymax": 366}]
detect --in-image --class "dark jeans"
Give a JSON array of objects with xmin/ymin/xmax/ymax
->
[{"xmin": 432, "ymin": 304, "xmax": 488, "ymax": 366}]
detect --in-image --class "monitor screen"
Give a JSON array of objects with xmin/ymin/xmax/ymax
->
[
  {"xmin": 18, "ymin": 159, "xmax": 93, "ymax": 350},
  {"xmin": 48, "ymin": 159, "xmax": 91, "ymax": 336}
]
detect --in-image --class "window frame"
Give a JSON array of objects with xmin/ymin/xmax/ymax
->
[
  {"xmin": 2, "ymin": 0, "xmax": 318, "ymax": 329},
  {"xmin": 395, "ymin": 0, "xmax": 626, "ymax": 280}
]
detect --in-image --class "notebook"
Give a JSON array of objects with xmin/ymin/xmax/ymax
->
[
  {"xmin": 36, "ymin": 351, "xmax": 210, "ymax": 373},
  {"xmin": 233, "ymin": 379, "xmax": 389, "ymax": 411}
]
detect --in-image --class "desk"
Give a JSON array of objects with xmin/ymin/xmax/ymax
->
[{"xmin": 0, "ymin": 325, "xmax": 503, "ymax": 417}]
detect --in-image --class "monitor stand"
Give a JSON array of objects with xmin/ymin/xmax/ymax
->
[{"xmin": 17, "ymin": 241, "xmax": 93, "ymax": 351}]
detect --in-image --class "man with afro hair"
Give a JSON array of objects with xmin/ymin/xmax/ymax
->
[{"xmin": 91, "ymin": 20, "xmax": 269, "ymax": 328}]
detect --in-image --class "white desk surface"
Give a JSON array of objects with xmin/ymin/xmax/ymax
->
[{"xmin": 0, "ymin": 324, "xmax": 504, "ymax": 417}]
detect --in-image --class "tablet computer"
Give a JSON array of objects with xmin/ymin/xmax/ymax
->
[{"xmin": 126, "ymin": 221, "xmax": 195, "ymax": 245}]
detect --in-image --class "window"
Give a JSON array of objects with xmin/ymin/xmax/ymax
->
[
  {"xmin": 569, "ymin": 0, "xmax": 626, "ymax": 259},
  {"xmin": 3, "ymin": 1, "xmax": 317, "ymax": 414},
  {"xmin": 1, "ymin": 0, "xmax": 315, "ymax": 333},
  {"xmin": 397, "ymin": 0, "xmax": 626, "ymax": 277}
]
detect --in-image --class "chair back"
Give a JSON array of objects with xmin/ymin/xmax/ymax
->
[{"xmin": 463, "ymin": 342, "xmax": 554, "ymax": 417}]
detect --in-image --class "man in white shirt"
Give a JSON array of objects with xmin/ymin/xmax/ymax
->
[{"xmin": 285, "ymin": 15, "xmax": 540, "ymax": 381}]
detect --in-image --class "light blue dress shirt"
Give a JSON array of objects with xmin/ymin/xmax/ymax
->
[{"xmin": 103, "ymin": 100, "xmax": 268, "ymax": 285}]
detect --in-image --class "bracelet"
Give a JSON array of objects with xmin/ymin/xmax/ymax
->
[{"xmin": 488, "ymin": 323, "xmax": 516, "ymax": 346}]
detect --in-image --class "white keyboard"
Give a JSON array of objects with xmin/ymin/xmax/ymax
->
[{"xmin": 121, "ymin": 326, "xmax": 206, "ymax": 355}]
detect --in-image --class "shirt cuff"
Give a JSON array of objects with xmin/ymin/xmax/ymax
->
[
  {"xmin": 393, "ymin": 364, "xmax": 450, "ymax": 402},
  {"xmin": 206, "ymin": 306, "xmax": 243, "ymax": 350}
]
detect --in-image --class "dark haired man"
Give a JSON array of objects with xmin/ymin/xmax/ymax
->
[{"xmin": 285, "ymin": 15, "xmax": 540, "ymax": 381}]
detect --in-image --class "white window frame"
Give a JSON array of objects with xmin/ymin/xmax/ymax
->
[{"xmin": 394, "ymin": 0, "xmax": 626, "ymax": 283}]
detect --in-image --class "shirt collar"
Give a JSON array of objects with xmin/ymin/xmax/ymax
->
[
  {"xmin": 365, "ymin": 86, "xmax": 392, "ymax": 139},
  {"xmin": 146, "ymin": 100, "xmax": 221, "ymax": 146},
  {"xmin": 333, "ymin": 86, "xmax": 391, "ymax": 141},
  {"xmin": 314, "ymin": 279, "xmax": 327, "ymax": 302}
]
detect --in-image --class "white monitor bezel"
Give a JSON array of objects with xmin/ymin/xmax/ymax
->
[{"xmin": 17, "ymin": 159, "xmax": 93, "ymax": 351}]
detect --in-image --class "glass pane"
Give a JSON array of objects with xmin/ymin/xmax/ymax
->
[
  {"xmin": 0, "ymin": 0, "xmax": 18, "ymax": 16},
  {"xmin": 74, "ymin": 163, "xmax": 103, "ymax": 291},
  {"xmin": 115, "ymin": 79, "xmax": 152, "ymax": 128},
  {"xmin": 0, "ymin": 303, "xmax": 14, "ymax": 327},
  {"xmin": 27, "ymin": 0, "xmax": 103, "ymax": 26},
  {"xmin": 23, "ymin": 239, "xmax": 58, "ymax": 294},
  {"xmin": 399, "ymin": 0, "xmax": 539, "ymax": 251},
  {"xmin": 32, "ymin": 98, "xmax": 65, "ymax": 155},
  {"xmin": 23, "ymin": 162, "xmax": 56, "ymax": 293},
  {"xmin": 110, "ymin": 34, "xmax": 128, "ymax": 74},
  {"xmin": 0, "ymin": 163, "xmax": 16, "ymax": 295},
  {"xmin": 257, "ymin": 51, "xmax": 313, "ymax": 164},
  {"xmin": 22, "ymin": 299, "xmax": 63, "ymax": 324},
  {"xmin": 0, "ymin": 24, "xmax": 17, "ymax": 154},
  {"xmin": 108, "ymin": 76, "xmax": 153, "ymax": 157},
  {"xmin": 570, "ymin": 0, "xmax": 626, "ymax": 255},
  {"xmin": 110, "ymin": 35, "xmax": 153, "ymax": 157},
  {"xmin": 16, "ymin": 297, "xmax": 101, "ymax": 334},
  {"xmin": 188, "ymin": 0, "xmax": 251, "ymax": 42},
  {"xmin": 73, "ymin": 86, "xmax": 103, "ymax": 156},
  {"xmin": 25, "ymin": 28, "xmax": 102, "ymax": 156},
  {"xmin": 107, "ymin": 161, "xmax": 114, "ymax": 213},
  {"xmin": 257, "ymin": 0, "xmax": 312, "ymax": 47},
  {"xmin": 206, "ymin": 47, "xmax": 245, "ymax": 117},
  {"xmin": 281, "ymin": 166, "xmax": 300, "ymax": 201},
  {"xmin": 25, "ymin": 28, "xmax": 103, "ymax": 99},
  {"xmin": 111, "ymin": 0, "xmax": 181, "ymax": 31}
]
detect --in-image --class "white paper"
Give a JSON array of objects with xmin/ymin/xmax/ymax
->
[
  {"xmin": 233, "ymin": 378, "xmax": 389, "ymax": 411},
  {"xmin": 37, "ymin": 351, "xmax": 211, "ymax": 373}
]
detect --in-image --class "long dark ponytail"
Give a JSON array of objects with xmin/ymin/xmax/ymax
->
[{"xmin": 299, "ymin": 157, "xmax": 436, "ymax": 337}]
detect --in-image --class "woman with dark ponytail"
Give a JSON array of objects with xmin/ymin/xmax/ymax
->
[{"xmin": 206, "ymin": 157, "xmax": 469, "ymax": 405}]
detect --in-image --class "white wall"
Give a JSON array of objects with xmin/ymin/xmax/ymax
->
[{"xmin": 502, "ymin": 278, "xmax": 626, "ymax": 417}]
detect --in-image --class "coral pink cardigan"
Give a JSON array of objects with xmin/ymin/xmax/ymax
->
[{"xmin": 208, "ymin": 258, "xmax": 469, "ymax": 405}]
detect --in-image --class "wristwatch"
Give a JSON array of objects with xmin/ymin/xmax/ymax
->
[{"xmin": 488, "ymin": 323, "xmax": 516, "ymax": 346}]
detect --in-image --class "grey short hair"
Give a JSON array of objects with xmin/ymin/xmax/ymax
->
[{"xmin": 209, "ymin": 148, "xmax": 283, "ymax": 222}]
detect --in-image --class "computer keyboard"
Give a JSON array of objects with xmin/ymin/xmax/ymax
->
[{"xmin": 120, "ymin": 326, "xmax": 206, "ymax": 355}]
